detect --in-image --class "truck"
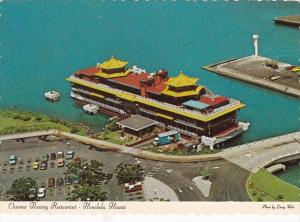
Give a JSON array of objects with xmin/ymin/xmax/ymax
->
[{"xmin": 153, "ymin": 130, "xmax": 180, "ymax": 146}]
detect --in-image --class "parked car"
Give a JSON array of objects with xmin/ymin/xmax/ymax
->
[
  {"xmin": 32, "ymin": 161, "xmax": 39, "ymax": 170},
  {"xmin": 56, "ymin": 177, "xmax": 64, "ymax": 187},
  {"xmin": 57, "ymin": 151, "xmax": 64, "ymax": 159},
  {"xmin": 269, "ymin": 75, "xmax": 281, "ymax": 81},
  {"xmin": 124, "ymin": 182, "xmax": 143, "ymax": 193},
  {"xmin": 48, "ymin": 178, "xmax": 55, "ymax": 187},
  {"xmin": 40, "ymin": 161, "xmax": 48, "ymax": 170},
  {"xmin": 64, "ymin": 177, "xmax": 72, "ymax": 185},
  {"xmin": 9, "ymin": 155, "xmax": 17, "ymax": 165},
  {"xmin": 41, "ymin": 154, "xmax": 49, "ymax": 162},
  {"xmin": 66, "ymin": 151, "xmax": 74, "ymax": 160},
  {"xmin": 37, "ymin": 188, "xmax": 46, "ymax": 198},
  {"xmin": 57, "ymin": 158, "xmax": 64, "ymax": 167},
  {"xmin": 73, "ymin": 176, "xmax": 80, "ymax": 184},
  {"xmin": 50, "ymin": 153, "xmax": 56, "ymax": 160}
]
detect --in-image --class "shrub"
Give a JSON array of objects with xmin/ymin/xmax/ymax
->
[
  {"xmin": 257, "ymin": 196, "xmax": 263, "ymax": 202},
  {"xmin": 277, "ymin": 194, "xmax": 284, "ymax": 200},
  {"xmin": 12, "ymin": 115, "xmax": 21, "ymax": 119},
  {"xmin": 35, "ymin": 117, "xmax": 42, "ymax": 121},
  {"xmin": 19, "ymin": 115, "xmax": 31, "ymax": 121},
  {"xmin": 70, "ymin": 126, "xmax": 79, "ymax": 134}
]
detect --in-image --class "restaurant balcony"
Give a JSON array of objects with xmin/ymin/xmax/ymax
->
[
  {"xmin": 68, "ymin": 76, "xmax": 243, "ymax": 121},
  {"xmin": 70, "ymin": 92, "xmax": 126, "ymax": 115}
]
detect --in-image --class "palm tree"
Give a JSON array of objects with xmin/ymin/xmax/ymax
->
[
  {"xmin": 115, "ymin": 163, "xmax": 144, "ymax": 184},
  {"xmin": 67, "ymin": 186, "xmax": 107, "ymax": 201},
  {"xmin": 7, "ymin": 177, "xmax": 37, "ymax": 201},
  {"xmin": 64, "ymin": 159, "xmax": 105, "ymax": 186}
]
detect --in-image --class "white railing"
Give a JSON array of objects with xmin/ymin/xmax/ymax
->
[
  {"xmin": 139, "ymin": 107, "xmax": 156, "ymax": 115},
  {"xmin": 105, "ymin": 97, "xmax": 122, "ymax": 104},
  {"xmin": 174, "ymin": 119, "xmax": 197, "ymax": 127},
  {"xmin": 72, "ymin": 87, "xmax": 93, "ymax": 95},
  {"xmin": 71, "ymin": 92, "xmax": 125, "ymax": 114},
  {"xmin": 72, "ymin": 87, "xmax": 122, "ymax": 105},
  {"xmin": 168, "ymin": 125, "xmax": 198, "ymax": 137},
  {"xmin": 69, "ymin": 76, "xmax": 242, "ymax": 119}
]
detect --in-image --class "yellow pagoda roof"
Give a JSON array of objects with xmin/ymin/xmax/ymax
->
[
  {"xmin": 94, "ymin": 69, "xmax": 132, "ymax": 79},
  {"xmin": 97, "ymin": 56, "xmax": 128, "ymax": 70},
  {"xmin": 166, "ymin": 72, "xmax": 199, "ymax": 88},
  {"xmin": 161, "ymin": 86, "xmax": 204, "ymax": 97}
]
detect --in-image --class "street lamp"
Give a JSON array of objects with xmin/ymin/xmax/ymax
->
[{"xmin": 253, "ymin": 34, "xmax": 259, "ymax": 57}]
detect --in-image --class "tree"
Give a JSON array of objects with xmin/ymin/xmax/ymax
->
[
  {"xmin": 106, "ymin": 120, "xmax": 118, "ymax": 131},
  {"xmin": 277, "ymin": 194, "xmax": 284, "ymax": 200},
  {"xmin": 7, "ymin": 177, "xmax": 37, "ymax": 201},
  {"xmin": 64, "ymin": 159, "xmax": 105, "ymax": 186},
  {"xmin": 67, "ymin": 186, "xmax": 107, "ymax": 201},
  {"xmin": 200, "ymin": 167, "xmax": 211, "ymax": 181},
  {"xmin": 115, "ymin": 163, "xmax": 144, "ymax": 184}
]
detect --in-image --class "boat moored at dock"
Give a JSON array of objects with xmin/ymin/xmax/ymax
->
[{"xmin": 66, "ymin": 56, "xmax": 249, "ymax": 146}]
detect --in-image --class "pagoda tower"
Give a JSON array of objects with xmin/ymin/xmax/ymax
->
[
  {"xmin": 161, "ymin": 71, "xmax": 205, "ymax": 105},
  {"xmin": 95, "ymin": 56, "xmax": 131, "ymax": 79}
]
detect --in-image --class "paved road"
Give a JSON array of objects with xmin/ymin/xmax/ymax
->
[
  {"xmin": 2, "ymin": 130, "xmax": 300, "ymax": 172},
  {"xmin": 221, "ymin": 131, "xmax": 300, "ymax": 172},
  {"xmin": 0, "ymin": 130, "xmax": 55, "ymax": 141},
  {"xmin": 143, "ymin": 176, "xmax": 179, "ymax": 201},
  {"xmin": 0, "ymin": 137, "xmax": 251, "ymax": 201}
]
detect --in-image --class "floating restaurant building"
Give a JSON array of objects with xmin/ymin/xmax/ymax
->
[{"xmin": 66, "ymin": 56, "xmax": 249, "ymax": 146}]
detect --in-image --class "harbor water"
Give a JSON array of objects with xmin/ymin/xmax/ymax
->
[
  {"xmin": 277, "ymin": 165, "xmax": 300, "ymax": 188},
  {"xmin": 0, "ymin": 0, "xmax": 300, "ymax": 144}
]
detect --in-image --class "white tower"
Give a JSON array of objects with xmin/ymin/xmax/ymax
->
[{"xmin": 253, "ymin": 34, "xmax": 259, "ymax": 57}]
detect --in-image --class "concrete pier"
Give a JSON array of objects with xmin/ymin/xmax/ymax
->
[
  {"xmin": 221, "ymin": 131, "xmax": 300, "ymax": 173},
  {"xmin": 274, "ymin": 15, "xmax": 300, "ymax": 28},
  {"xmin": 203, "ymin": 55, "xmax": 300, "ymax": 98}
]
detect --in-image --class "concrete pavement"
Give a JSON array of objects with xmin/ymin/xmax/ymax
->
[
  {"xmin": 0, "ymin": 130, "xmax": 55, "ymax": 141},
  {"xmin": 221, "ymin": 131, "xmax": 300, "ymax": 173},
  {"xmin": 1, "ymin": 130, "xmax": 300, "ymax": 170},
  {"xmin": 143, "ymin": 176, "xmax": 179, "ymax": 201}
]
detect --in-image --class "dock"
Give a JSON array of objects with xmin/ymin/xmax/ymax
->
[
  {"xmin": 203, "ymin": 55, "xmax": 300, "ymax": 98},
  {"xmin": 44, "ymin": 90, "xmax": 60, "ymax": 102},
  {"xmin": 83, "ymin": 104, "xmax": 99, "ymax": 114},
  {"xmin": 274, "ymin": 15, "xmax": 300, "ymax": 28}
]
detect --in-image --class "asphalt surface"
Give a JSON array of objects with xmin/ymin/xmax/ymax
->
[{"xmin": 0, "ymin": 136, "xmax": 250, "ymax": 201}]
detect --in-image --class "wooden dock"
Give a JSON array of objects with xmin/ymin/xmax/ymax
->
[
  {"xmin": 274, "ymin": 15, "xmax": 300, "ymax": 27},
  {"xmin": 203, "ymin": 55, "xmax": 300, "ymax": 98}
]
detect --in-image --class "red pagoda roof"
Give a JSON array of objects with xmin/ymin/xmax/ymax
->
[
  {"xmin": 112, "ymin": 73, "xmax": 167, "ymax": 94},
  {"xmin": 199, "ymin": 96, "xmax": 228, "ymax": 106},
  {"xmin": 75, "ymin": 67, "xmax": 101, "ymax": 76}
]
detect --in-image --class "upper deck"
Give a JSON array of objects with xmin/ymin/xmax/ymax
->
[{"xmin": 66, "ymin": 75, "xmax": 245, "ymax": 122}]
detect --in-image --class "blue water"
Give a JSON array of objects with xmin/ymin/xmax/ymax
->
[
  {"xmin": 277, "ymin": 165, "xmax": 300, "ymax": 188},
  {"xmin": 0, "ymin": 0, "xmax": 300, "ymax": 143}
]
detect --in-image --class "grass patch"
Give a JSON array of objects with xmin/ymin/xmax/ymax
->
[
  {"xmin": 247, "ymin": 169, "xmax": 300, "ymax": 202},
  {"xmin": 144, "ymin": 145, "xmax": 219, "ymax": 156},
  {"xmin": 0, "ymin": 109, "xmax": 87, "ymax": 136},
  {"xmin": 96, "ymin": 130, "xmax": 135, "ymax": 145}
]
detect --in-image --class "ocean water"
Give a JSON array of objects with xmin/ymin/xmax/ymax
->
[
  {"xmin": 277, "ymin": 165, "xmax": 300, "ymax": 188},
  {"xmin": 0, "ymin": 0, "xmax": 300, "ymax": 144}
]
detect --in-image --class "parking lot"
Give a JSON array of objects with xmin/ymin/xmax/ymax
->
[
  {"xmin": 0, "ymin": 136, "xmax": 157, "ymax": 201},
  {"xmin": 0, "ymin": 136, "xmax": 250, "ymax": 201}
]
